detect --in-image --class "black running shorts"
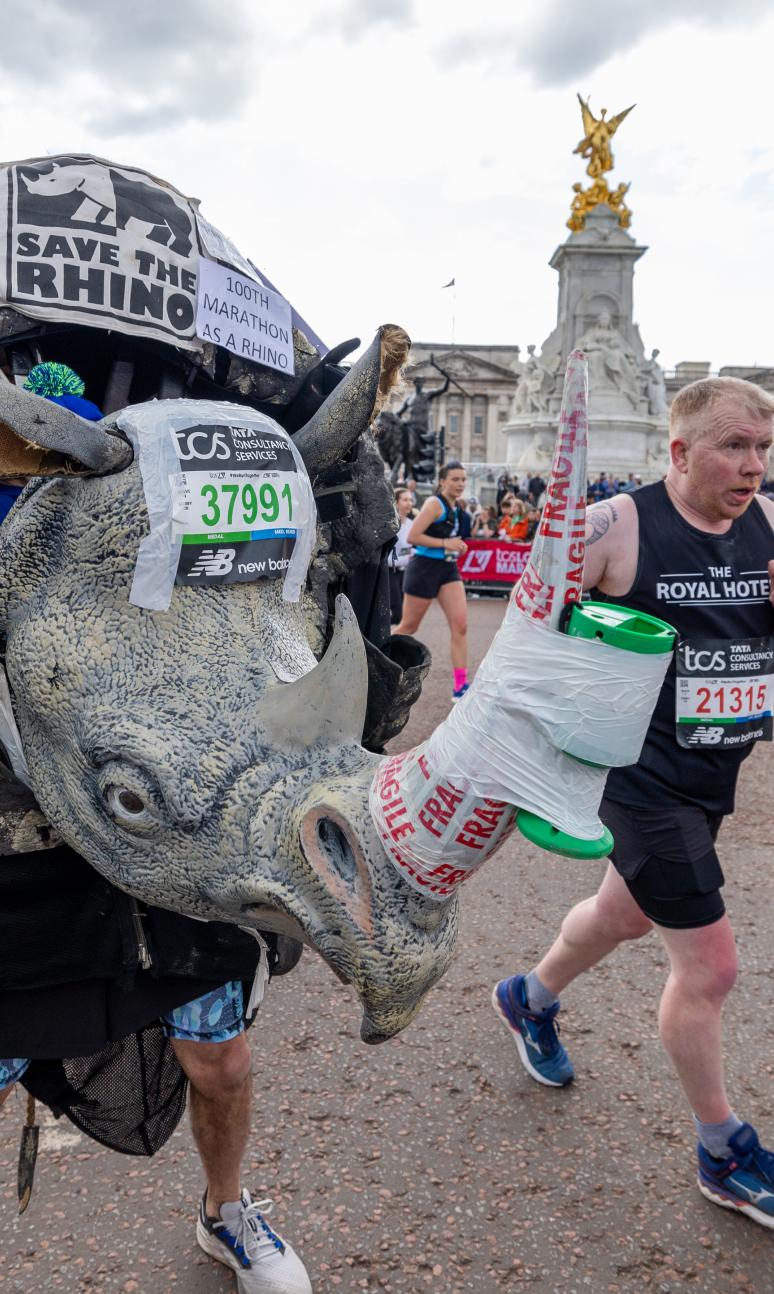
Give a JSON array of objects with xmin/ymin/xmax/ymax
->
[
  {"xmin": 599, "ymin": 797, "xmax": 726, "ymax": 930},
  {"xmin": 403, "ymin": 555, "xmax": 461, "ymax": 599}
]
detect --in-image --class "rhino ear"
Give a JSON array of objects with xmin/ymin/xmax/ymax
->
[
  {"xmin": 263, "ymin": 596, "xmax": 368, "ymax": 748},
  {"xmin": 293, "ymin": 324, "xmax": 410, "ymax": 480},
  {"xmin": 0, "ymin": 381, "xmax": 133, "ymax": 480}
]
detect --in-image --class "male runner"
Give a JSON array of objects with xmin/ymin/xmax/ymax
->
[{"xmin": 492, "ymin": 376, "xmax": 774, "ymax": 1228}]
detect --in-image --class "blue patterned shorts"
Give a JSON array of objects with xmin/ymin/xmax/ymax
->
[
  {"xmin": 0, "ymin": 1058, "xmax": 29, "ymax": 1089},
  {"xmin": 0, "ymin": 981, "xmax": 245, "ymax": 1089},
  {"xmin": 161, "ymin": 980, "xmax": 245, "ymax": 1043}
]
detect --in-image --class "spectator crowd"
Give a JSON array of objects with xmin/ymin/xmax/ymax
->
[{"xmin": 392, "ymin": 469, "xmax": 774, "ymax": 586}]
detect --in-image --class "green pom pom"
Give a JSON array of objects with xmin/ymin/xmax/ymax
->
[{"xmin": 24, "ymin": 362, "xmax": 86, "ymax": 399}]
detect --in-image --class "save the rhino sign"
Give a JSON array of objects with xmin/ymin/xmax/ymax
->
[{"xmin": 0, "ymin": 154, "xmax": 201, "ymax": 348}]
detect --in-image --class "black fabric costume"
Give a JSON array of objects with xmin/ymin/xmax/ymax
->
[
  {"xmin": 0, "ymin": 843, "xmax": 263, "ymax": 1056},
  {"xmin": 0, "ymin": 842, "xmax": 266, "ymax": 1154}
]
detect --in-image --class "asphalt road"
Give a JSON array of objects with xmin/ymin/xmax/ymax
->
[{"xmin": 1, "ymin": 594, "xmax": 773, "ymax": 1294}]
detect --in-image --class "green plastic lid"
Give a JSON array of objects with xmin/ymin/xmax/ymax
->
[
  {"xmin": 516, "ymin": 809, "xmax": 614, "ymax": 860},
  {"xmin": 563, "ymin": 600, "xmax": 676, "ymax": 655}
]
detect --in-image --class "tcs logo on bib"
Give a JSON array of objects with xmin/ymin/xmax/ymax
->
[
  {"xmin": 681, "ymin": 646, "xmax": 726, "ymax": 673},
  {"xmin": 175, "ymin": 428, "xmax": 230, "ymax": 462}
]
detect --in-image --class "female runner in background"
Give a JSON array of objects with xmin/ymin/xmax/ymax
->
[
  {"xmin": 395, "ymin": 460, "xmax": 470, "ymax": 701},
  {"xmin": 388, "ymin": 486, "xmax": 416, "ymax": 623}
]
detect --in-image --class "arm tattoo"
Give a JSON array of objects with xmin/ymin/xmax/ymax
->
[{"xmin": 586, "ymin": 501, "xmax": 618, "ymax": 545}]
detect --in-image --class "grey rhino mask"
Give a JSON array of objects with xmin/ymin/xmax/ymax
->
[{"xmin": 0, "ymin": 326, "xmax": 459, "ymax": 1043}]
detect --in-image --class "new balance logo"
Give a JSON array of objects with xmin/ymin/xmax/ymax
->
[
  {"xmin": 187, "ymin": 547, "xmax": 236, "ymax": 577},
  {"xmin": 686, "ymin": 726, "xmax": 723, "ymax": 746}
]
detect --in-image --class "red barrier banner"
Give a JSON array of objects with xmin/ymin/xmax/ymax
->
[{"xmin": 458, "ymin": 539, "xmax": 531, "ymax": 584}]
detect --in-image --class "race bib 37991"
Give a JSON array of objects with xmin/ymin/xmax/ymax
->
[{"xmin": 172, "ymin": 423, "xmax": 300, "ymax": 587}]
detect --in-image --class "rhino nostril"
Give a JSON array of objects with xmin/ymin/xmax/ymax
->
[{"xmin": 316, "ymin": 817, "xmax": 357, "ymax": 884}]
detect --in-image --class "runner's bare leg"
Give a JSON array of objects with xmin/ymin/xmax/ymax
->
[
  {"xmin": 534, "ymin": 864, "xmax": 653, "ymax": 995},
  {"xmin": 436, "ymin": 580, "xmax": 468, "ymax": 671},
  {"xmin": 395, "ymin": 593, "xmax": 432, "ymax": 637},
  {"xmin": 172, "ymin": 1034, "xmax": 252, "ymax": 1217},
  {"xmin": 657, "ymin": 916, "xmax": 737, "ymax": 1124}
]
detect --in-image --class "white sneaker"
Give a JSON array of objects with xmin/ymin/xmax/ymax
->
[{"xmin": 196, "ymin": 1189, "xmax": 312, "ymax": 1294}]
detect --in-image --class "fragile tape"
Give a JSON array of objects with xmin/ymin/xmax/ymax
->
[{"xmin": 370, "ymin": 607, "xmax": 672, "ymax": 900}]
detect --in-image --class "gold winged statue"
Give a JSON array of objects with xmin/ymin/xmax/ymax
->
[{"xmin": 574, "ymin": 94, "xmax": 635, "ymax": 180}]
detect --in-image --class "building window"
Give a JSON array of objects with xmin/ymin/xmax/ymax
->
[
  {"xmin": 472, "ymin": 394, "xmax": 487, "ymax": 436},
  {"xmin": 446, "ymin": 396, "xmax": 463, "ymax": 452}
]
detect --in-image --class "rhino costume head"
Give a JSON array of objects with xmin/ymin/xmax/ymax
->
[
  {"xmin": 0, "ymin": 334, "xmax": 664, "ymax": 1046},
  {"xmin": 0, "ymin": 326, "xmax": 466, "ymax": 1042},
  {"xmin": 0, "ymin": 156, "xmax": 649, "ymax": 1047}
]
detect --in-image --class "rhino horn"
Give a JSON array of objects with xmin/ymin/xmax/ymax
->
[
  {"xmin": 293, "ymin": 324, "xmax": 410, "ymax": 479},
  {"xmin": 264, "ymin": 595, "xmax": 368, "ymax": 748},
  {"xmin": 0, "ymin": 381, "xmax": 133, "ymax": 478}
]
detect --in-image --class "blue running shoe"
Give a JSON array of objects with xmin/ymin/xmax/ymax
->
[
  {"xmin": 697, "ymin": 1123, "xmax": 774, "ymax": 1229},
  {"xmin": 452, "ymin": 683, "xmax": 470, "ymax": 703},
  {"xmin": 491, "ymin": 974, "xmax": 574, "ymax": 1087}
]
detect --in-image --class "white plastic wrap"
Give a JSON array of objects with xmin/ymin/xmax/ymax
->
[
  {"xmin": 370, "ymin": 747, "xmax": 517, "ymax": 899},
  {"xmin": 370, "ymin": 351, "xmax": 673, "ymax": 901},
  {"xmin": 0, "ymin": 666, "xmax": 31, "ymax": 786},
  {"xmin": 370, "ymin": 607, "xmax": 671, "ymax": 901},
  {"xmin": 120, "ymin": 400, "xmax": 316, "ymax": 611},
  {"xmin": 448, "ymin": 606, "xmax": 673, "ymax": 770}
]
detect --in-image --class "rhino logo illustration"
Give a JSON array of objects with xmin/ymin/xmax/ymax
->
[{"xmin": 18, "ymin": 159, "xmax": 194, "ymax": 258}]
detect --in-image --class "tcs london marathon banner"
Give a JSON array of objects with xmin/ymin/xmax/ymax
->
[
  {"xmin": 0, "ymin": 155, "xmax": 294, "ymax": 375},
  {"xmin": 459, "ymin": 538, "xmax": 531, "ymax": 585}
]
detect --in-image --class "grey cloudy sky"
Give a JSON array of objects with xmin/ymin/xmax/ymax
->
[{"xmin": 0, "ymin": 0, "xmax": 772, "ymax": 368}]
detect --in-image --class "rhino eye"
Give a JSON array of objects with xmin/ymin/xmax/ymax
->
[
  {"xmin": 105, "ymin": 784, "xmax": 159, "ymax": 827},
  {"xmin": 117, "ymin": 790, "xmax": 145, "ymax": 815}
]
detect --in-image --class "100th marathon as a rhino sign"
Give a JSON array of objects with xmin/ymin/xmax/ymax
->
[{"xmin": 196, "ymin": 258, "xmax": 295, "ymax": 374}]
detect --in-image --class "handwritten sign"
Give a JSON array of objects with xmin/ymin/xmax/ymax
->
[{"xmin": 196, "ymin": 258, "xmax": 294, "ymax": 375}]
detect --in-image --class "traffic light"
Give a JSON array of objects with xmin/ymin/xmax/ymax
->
[{"xmin": 413, "ymin": 427, "xmax": 437, "ymax": 481}]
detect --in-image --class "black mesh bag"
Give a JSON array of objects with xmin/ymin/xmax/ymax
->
[{"xmin": 21, "ymin": 1024, "xmax": 187, "ymax": 1157}]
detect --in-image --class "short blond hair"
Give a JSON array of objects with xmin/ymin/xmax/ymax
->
[{"xmin": 670, "ymin": 376, "xmax": 774, "ymax": 442}]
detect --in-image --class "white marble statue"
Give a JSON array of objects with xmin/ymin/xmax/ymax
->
[
  {"xmin": 512, "ymin": 345, "xmax": 554, "ymax": 415},
  {"xmin": 640, "ymin": 347, "xmax": 668, "ymax": 417},
  {"xmin": 576, "ymin": 310, "xmax": 641, "ymax": 408}
]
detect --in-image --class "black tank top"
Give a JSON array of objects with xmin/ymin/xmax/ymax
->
[
  {"xmin": 424, "ymin": 492, "xmax": 461, "ymax": 539},
  {"xmin": 414, "ymin": 493, "xmax": 461, "ymax": 559},
  {"xmin": 600, "ymin": 482, "xmax": 773, "ymax": 814}
]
